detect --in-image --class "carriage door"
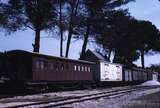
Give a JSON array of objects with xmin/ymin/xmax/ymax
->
[{"xmin": 152, "ymin": 72, "xmax": 158, "ymax": 81}]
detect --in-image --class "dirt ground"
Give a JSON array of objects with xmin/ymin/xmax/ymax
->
[{"xmin": 124, "ymin": 91, "xmax": 160, "ymax": 108}]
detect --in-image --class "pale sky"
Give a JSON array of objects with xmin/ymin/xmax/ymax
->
[{"xmin": 0, "ymin": 0, "xmax": 160, "ymax": 67}]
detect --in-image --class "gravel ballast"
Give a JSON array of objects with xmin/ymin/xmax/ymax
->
[{"xmin": 60, "ymin": 87, "xmax": 160, "ymax": 108}]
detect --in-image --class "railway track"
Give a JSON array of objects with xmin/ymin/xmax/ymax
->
[{"xmin": 6, "ymin": 86, "xmax": 160, "ymax": 108}]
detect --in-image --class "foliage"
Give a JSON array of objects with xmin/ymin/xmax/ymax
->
[
  {"xmin": 150, "ymin": 64, "xmax": 160, "ymax": 72},
  {"xmin": 75, "ymin": 0, "xmax": 135, "ymax": 59},
  {"xmin": 1, "ymin": 0, "xmax": 160, "ymax": 68},
  {"xmin": 95, "ymin": 9, "xmax": 160, "ymax": 67},
  {"xmin": 0, "ymin": 0, "xmax": 57, "ymax": 52}
]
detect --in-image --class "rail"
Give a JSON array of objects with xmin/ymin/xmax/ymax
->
[{"xmin": 6, "ymin": 86, "xmax": 160, "ymax": 108}]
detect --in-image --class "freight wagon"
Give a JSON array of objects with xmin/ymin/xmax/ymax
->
[
  {"xmin": 81, "ymin": 49, "xmax": 122, "ymax": 82},
  {"xmin": 123, "ymin": 67, "xmax": 153, "ymax": 82}
]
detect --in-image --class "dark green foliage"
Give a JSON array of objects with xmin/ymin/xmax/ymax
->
[
  {"xmin": 76, "ymin": 0, "xmax": 135, "ymax": 59},
  {"xmin": 64, "ymin": 0, "xmax": 135, "ymax": 58},
  {"xmin": 150, "ymin": 64, "xmax": 160, "ymax": 72},
  {"xmin": 95, "ymin": 10, "xmax": 160, "ymax": 67},
  {"xmin": 95, "ymin": 10, "xmax": 136, "ymax": 65},
  {"xmin": 24, "ymin": 0, "xmax": 57, "ymax": 30},
  {"xmin": 0, "ymin": 0, "xmax": 57, "ymax": 52},
  {"xmin": 131, "ymin": 20, "xmax": 160, "ymax": 68},
  {"xmin": 0, "ymin": 0, "xmax": 24, "ymax": 32},
  {"xmin": 1, "ymin": 0, "xmax": 160, "ymax": 69}
]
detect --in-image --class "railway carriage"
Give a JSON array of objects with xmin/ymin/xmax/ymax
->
[
  {"xmin": 0, "ymin": 52, "xmax": 8, "ymax": 78},
  {"xmin": 4, "ymin": 50, "xmax": 94, "ymax": 87},
  {"xmin": 0, "ymin": 52, "xmax": 4, "ymax": 83},
  {"xmin": 0, "ymin": 52, "xmax": 3, "ymax": 75}
]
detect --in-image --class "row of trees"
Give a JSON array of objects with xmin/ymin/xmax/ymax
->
[
  {"xmin": 0, "ymin": 0, "xmax": 133, "ymax": 55},
  {"xmin": 0, "ymin": 0, "xmax": 160, "ymax": 68},
  {"xmin": 95, "ymin": 10, "xmax": 160, "ymax": 68}
]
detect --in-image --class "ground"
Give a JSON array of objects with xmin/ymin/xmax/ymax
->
[
  {"xmin": 0, "ymin": 86, "xmax": 160, "ymax": 108},
  {"xmin": 124, "ymin": 91, "xmax": 160, "ymax": 108},
  {"xmin": 61, "ymin": 87, "xmax": 160, "ymax": 108}
]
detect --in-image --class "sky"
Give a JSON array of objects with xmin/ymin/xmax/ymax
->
[{"xmin": 0, "ymin": 0, "xmax": 160, "ymax": 67}]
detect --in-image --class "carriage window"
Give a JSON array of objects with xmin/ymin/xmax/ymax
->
[
  {"xmin": 88, "ymin": 67, "xmax": 90, "ymax": 72},
  {"xmin": 66, "ymin": 64, "xmax": 69, "ymax": 70},
  {"xmin": 78, "ymin": 66, "xmax": 81, "ymax": 71},
  {"xmin": 55, "ymin": 63, "xmax": 59, "ymax": 71},
  {"xmin": 40, "ymin": 61, "xmax": 44, "ymax": 70},
  {"xmin": 74, "ymin": 65, "xmax": 77, "ymax": 71},
  {"xmin": 51, "ymin": 63, "xmax": 54, "ymax": 70},
  {"xmin": 81, "ymin": 66, "xmax": 84, "ymax": 71},
  {"xmin": 49, "ymin": 63, "xmax": 53, "ymax": 70},
  {"xmin": 85, "ymin": 66, "xmax": 87, "ymax": 72},
  {"xmin": 35, "ymin": 60, "xmax": 40, "ymax": 69},
  {"xmin": 61, "ymin": 64, "xmax": 64, "ymax": 71},
  {"xmin": 44, "ymin": 61, "xmax": 48, "ymax": 70}
]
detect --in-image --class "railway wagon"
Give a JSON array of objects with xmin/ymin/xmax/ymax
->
[
  {"xmin": 0, "ymin": 52, "xmax": 3, "ymax": 75},
  {"xmin": 81, "ymin": 49, "xmax": 123, "ymax": 82},
  {"xmin": 0, "ymin": 52, "xmax": 8, "ymax": 79},
  {"xmin": 5, "ymin": 50, "xmax": 94, "ymax": 86},
  {"xmin": 99, "ymin": 62, "xmax": 122, "ymax": 81},
  {"xmin": 123, "ymin": 67, "xmax": 153, "ymax": 82},
  {"xmin": 0, "ymin": 52, "xmax": 4, "ymax": 83}
]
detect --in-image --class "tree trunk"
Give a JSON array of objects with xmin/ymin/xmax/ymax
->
[
  {"xmin": 141, "ymin": 50, "xmax": 145, "ymax": 68},
  {"xmin": 65, "ymin": 27, "xmax": 73, "ymax": 58},
  {"xmin": 33, "ymin": 29, "xmax": 41, "ymax": 52},
  {"xmin": 65, "ymin": 0, "xmax": 79, "ymax": 58},
  {"xmin": 80, "ymin": 23, "xmax": 90, "ymax": 60},
  {"xmin": 59, "ymin": 0, "xmax": 63, "ymax": 57}
]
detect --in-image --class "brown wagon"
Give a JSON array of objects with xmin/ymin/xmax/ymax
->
[{"xmin": 5, "ymin": 50, "xmax": 94, "ymax": 87}]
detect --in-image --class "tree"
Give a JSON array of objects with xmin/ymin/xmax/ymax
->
[
  {"xmin": 132, "ymin": 20, "xmax": 160, "ymax": 68},
  {"xmin": 79, "ymin": 0, "xmax": 135, "ymax": 60},
  {"xmin": 56, "ymin": 0, "xmax": 67, "ymax": 57},
  {"xmin": 95, "ymin": 10, "xmax": 139, "ymax": 66},
  {"xmin": 95, "ymin": 10, "xmax": 160, "ymax": 68},
  {"xmin": 150, "ymin": 64, "xmax": 160, "ymax": 71},
  {"xmin": 65, "ymin": 0, "xmax": 80, "ymax": 58},
  {"xmin": 64, "ymin": 0, "xmax": 134, "ymax": 58},
  {"xmin": 0, "ymin": 0, "xmax": 57, "ymax": 52},
  {"xmin": 59, "ymin": 0, "xmax": 63, "ymax": 57}
]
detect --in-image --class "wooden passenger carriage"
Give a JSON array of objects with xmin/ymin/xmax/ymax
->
[{"xmin": 5, "ymin": 50, "xmax": 94, "ymax": 86}]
